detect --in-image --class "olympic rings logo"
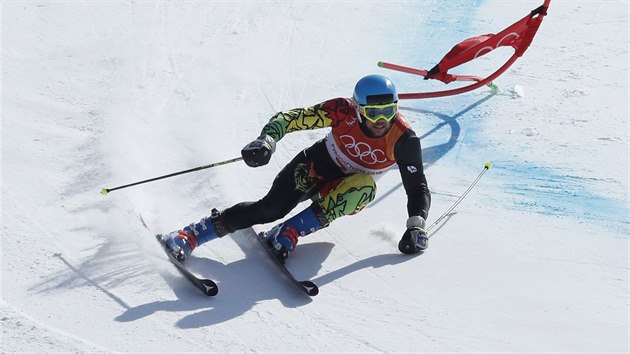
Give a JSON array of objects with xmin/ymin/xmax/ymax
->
[{"xmin": 339, "ymin": 135, "xmax": 387, "ymax": 165}]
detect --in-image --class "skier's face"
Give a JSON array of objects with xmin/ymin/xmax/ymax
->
[
  {"xmin": 364, "ymin": 118, "xmax": 393, "ymax": 137},
  {"xmin": 355, "ymin": 101, "xmax": 397, "ymax": 137}
]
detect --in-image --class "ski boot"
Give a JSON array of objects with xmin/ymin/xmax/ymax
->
[
  {"xmin": 265, "ymin": 224, "xmax": 299, "ymax": 264},
  {"xmin": 264, "ymin": 205, "xmax": 326, "ymax": 264},
  {"xmin": 161, "ymin": 229, "xmax": 197, "ymax": 262},
  {"xmin": 162, "ymin": 208, "xmax": 225, "ymax": 262}
]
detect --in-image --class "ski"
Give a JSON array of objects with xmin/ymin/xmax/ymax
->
[
  {"xmin": 255, "ymin": 231, "xmax": 319, "ymax": 296},
  {"xmin": 138, "ymin": 213, "xmax": 218, "ymax": 296},
  {"xmin": 155, "ymin": 234, "xmax": 219, "ymax": 297}
]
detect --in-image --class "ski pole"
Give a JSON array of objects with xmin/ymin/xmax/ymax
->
[
  {"xmin": 426, "ymin": 162, "xmax": 492, "ymax": 235},
  {"xmin": 100, "ymin": 157, "xmax": 243, "ymax": 195}
]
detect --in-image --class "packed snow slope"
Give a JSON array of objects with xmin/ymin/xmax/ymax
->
[{"xmin": 2, "ymin": 1, "xmax": 628, "ymax": 352}]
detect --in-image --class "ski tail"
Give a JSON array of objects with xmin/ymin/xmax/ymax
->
[
  {"xmin": 154, "ymin": 232, "xmax": 219, "ymax": 297},
  {"xmin": 255, "ymin": 230, "xmax": 319, "ymax": 296}
]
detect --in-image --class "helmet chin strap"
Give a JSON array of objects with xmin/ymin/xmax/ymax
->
[{"xmin": 353, "ymin": 106, "xmax": 363, "ymax": 123}]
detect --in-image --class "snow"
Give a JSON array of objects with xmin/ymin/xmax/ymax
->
[{"xmin": 1, "ymin": 1, "xmax": 628, "ymax": 352}]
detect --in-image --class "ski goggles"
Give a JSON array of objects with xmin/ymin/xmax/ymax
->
[{"xmin": 356, "ymin": 102, "xmax": 398, "ymax": 123}]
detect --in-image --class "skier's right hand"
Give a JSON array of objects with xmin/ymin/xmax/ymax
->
[
  {"xmin": 241, "ymin": 134, "xmax": 276, "ymax": 167},
  {"xmin": 398, "ymin": 216, "xmax": 429, "ymax": 254}
]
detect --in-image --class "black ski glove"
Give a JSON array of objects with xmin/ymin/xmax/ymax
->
[
  {"xmin": 241, "ymin": 134, "xmax": 276, "ymax": 167},
  {"xmin": 398, "ymin": 216, "xmax": 429, "ymax": 254}
]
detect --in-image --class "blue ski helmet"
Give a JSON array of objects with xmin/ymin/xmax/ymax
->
[{"xmin": 352, "ymin": 74, "xmax": 398, "ymax": 106}]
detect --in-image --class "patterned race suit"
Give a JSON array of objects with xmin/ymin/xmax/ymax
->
[{"xmin": 218, "ymin": 97, "xmax": 431, "ymax": 233}]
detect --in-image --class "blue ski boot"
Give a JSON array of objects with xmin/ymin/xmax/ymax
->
[
  {"xmin": 265, "ymin": 205, "xmax": 327, "ymax": 264},
  {"xmin": 162, "ymin": 208, "xmax": 226, "ymax": 262}
]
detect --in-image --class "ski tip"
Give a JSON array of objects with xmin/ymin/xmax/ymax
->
[{"xmin": 138, "ymin": 213, "xmax": 149, "ymax": 230}]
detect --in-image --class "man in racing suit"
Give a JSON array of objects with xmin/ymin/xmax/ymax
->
[{"xmin": 162, "ymin": 74, "xmax": 431, "ymax": 263}]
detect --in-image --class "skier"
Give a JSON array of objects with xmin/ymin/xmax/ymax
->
[{"xmin": 161, "ymin": 74, "xmax": 431, "ymax": 263}]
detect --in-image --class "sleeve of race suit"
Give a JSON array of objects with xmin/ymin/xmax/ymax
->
[
  {"xmin": 260, "ymin": 98, "xmax": 350, "ymax": 141},
  {"xmin": 394, "ymin": 130, "xmax": 431, "ymax": 220}
]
